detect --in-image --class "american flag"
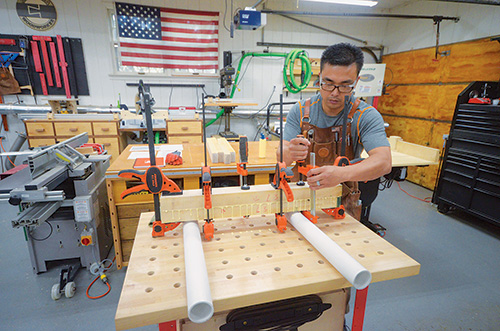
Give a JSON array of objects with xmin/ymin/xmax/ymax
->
[{"xmin": 115, "ymin": 2, "xmax": 219, "ymax": 71}]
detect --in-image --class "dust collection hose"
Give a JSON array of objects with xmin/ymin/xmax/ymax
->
[{"xmin": 205, "ymin": 50, "xmax": 311, "ymax": 127}]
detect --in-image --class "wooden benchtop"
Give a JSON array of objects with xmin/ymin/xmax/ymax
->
[
  {"xmin": 115, "ymin": 211, "xmax": 420, "ymax": 330},
  {"xmin": 106, "ymin": 141, "xmax": 280, "ymax": 177}
]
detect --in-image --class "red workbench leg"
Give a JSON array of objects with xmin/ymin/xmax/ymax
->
[
  {"xmin": 351, "ymin": 286, "xmax": 369, "ymax": 331},
  {"xmin": 159, "ymin": 320, "xmax": 177, "ymax": 331}
]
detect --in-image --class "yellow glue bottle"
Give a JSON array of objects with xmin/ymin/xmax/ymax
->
[{"xmin": 259, "ymin": 133, "xmax": 266, "ymax": 158}]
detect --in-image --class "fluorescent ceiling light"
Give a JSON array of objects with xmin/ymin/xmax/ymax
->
[{"xmin": 303, "ymin": 0, "xmax": 378, "ymax": 7}]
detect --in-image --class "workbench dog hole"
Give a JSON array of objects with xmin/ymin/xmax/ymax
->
[
  {"xmin": 364, "ymin": 240, "xmax": 370, "ymax": 244},
  {"xmin": 226, "ymin": 274, "xmax": 233, "ymax": 279},
  {"xmin": 377, "ymin": 251, "xmax": 384, "ymax": 255},
  {"xmin": 219, "ymin": 248, "xmax": 224, "ymax": 252},
  {"xmin": 151, "ymin": 245, "xmax": 158, "ymax": 249},
  {"xmin": 318, "ymin": 260, "xmax": 325, "ymax": 264},
  {"xmin": 174, "ymin": 267, "xmax": 180, "ymax": 271},
  {"xmin": 222, "ymin": 260, "xmax": 229, "ymax": 265},
  {"xmin": 173, "ymin": 283, "xmax": 181, "ymax": 288},
  {"xmin": 239, "ymin": 245, "xmax": 246, "ymax": 249},
  {"xmin": 358, "ymin": 254, "xmax": 365, "ymax": 258},
  {"xmin": 266, "ymin": 254, "xmax": 273, "ymax": 258},
  {"xmin": 147, "ymin": 271, "xmax": 154, "ymax": 276},
  {"xmin": 274, "ymin": 267, "xmax": 281, "ymax": 272},
  {"xmin": 235, "ymin": 235, "xmax": 241, "ymax": 239},
  {"xmin": 296, "ymin": 264, "xmax": 303, "ymax": 268},
  {"xmin": 260, "ymin": 242, "xmax": 266, "ymax": 246},
  {"xmin": 173, "ymin": 242, "xmax": 180, "ymax": 246},
  {"xmin": 287, "ymin": 251, "xmax": 294, "ymax": 255},
  {"xmin": 173, "ymin": 254, "xmax": 180, "ymax": 258},
  {"xmin": 251, "ymin": 270, "xmax": 258, "ymax": 275},
  {"xmin": 245, "ymin": 257, "xmax": 251, "ymax": 261},
  {"xmin": 307, "ymin": 248, "xmax": 314, "ymax": 252},
  {"xmin": 334, "ymin": 233, "xmax": 340, "ymax": 236},
  {"xmin": 149, "ymin": 257, "xmax": 156, "ymax": 261},
  {"xmin": 145, "ymin": 287, "xmax": 153, "ymax": 293},
  {"xmin": 345, "ymin": 243, "xmax": 352, "ymax": 246}
]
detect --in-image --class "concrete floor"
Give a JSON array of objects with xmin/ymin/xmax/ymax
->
[{"xmin": 1, "ymin": 181, "xmax": 500, "ymax": 331}]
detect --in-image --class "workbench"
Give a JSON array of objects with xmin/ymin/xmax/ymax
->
[
  {"xmin": 106, "ymin": 141, "xmax": 282, "ymax": 269},
  {"xmin": 106, "ymin": 137, "xmax": 438, "ymax": 269},
  {"xmin": 115, "ymin": 211, "xmax": 420, "ymax": 330}
]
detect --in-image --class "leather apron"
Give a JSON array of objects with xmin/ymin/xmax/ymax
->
[{"xmin": 291, "ymin": 98, "xmax": 362, "ymax": 220}]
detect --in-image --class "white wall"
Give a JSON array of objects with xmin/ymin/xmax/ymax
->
[
  {"xmin": 1, "ymin": 0, "xmax": 498, "ymax": 148},
  {"xmin": 382, "ymin": 1, "xmax": 500, "ymax": 54}
]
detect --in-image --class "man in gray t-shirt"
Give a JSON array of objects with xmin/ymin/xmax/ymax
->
[{"xmin": 277, "ymin": 43, "xmax": 391, "ymax": 190}]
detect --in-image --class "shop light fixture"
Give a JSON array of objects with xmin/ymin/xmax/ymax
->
[{"xmin": 303, "ymin": 0, "xmax": 378, "ymax": 7}]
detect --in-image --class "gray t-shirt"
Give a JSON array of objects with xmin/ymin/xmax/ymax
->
[{"xmin": 283, "ymin": 94, "xmax": 390, "ymax": 159}]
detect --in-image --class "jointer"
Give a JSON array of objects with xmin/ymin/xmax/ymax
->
[{"xmin": 0, "ymin": 133, "xmax": 113, "ymax": 298}]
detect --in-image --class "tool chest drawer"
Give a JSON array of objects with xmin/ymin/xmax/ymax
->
[
  {"xmin": 433, "ymin": 81, "xmax": 500, "ymax": 227},
  {"xmin": 25, "ymin": 121, "xmax": 54, "ymax": 136},
  {"xmin": 168, "ymin": 135, "xmax": 202, "ymax": 144},
  {"xmin": 54, "ymin": 122, "xmax": 92, "ymax": 136},
  {"xmin": 166, "ymin": 120, "xmax": 202, "ymax": 135},
  {"xmin": 93, "ymin": 121, "xmax": 118, "ymax": 136},
  {"xmin": 29, "ymin": 138, "xmax": 57, "ymax": 148}
]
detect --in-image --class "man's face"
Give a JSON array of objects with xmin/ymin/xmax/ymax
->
[{"xmin": 319, "ymin": 63, "xmax": 359, "ymax": 116}]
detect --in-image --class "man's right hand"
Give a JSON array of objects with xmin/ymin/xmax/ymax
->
[
  {"xmin": 277, "ymin": 137, "xmax": 311, "ymax": 166},
  {"xmin": 288, "ymin": 137, "xmax": 311, "ymax": 161}
]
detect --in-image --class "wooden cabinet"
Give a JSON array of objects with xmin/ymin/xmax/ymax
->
[
  {"xmin": 166, "ymin": 119, "xmax": 202, "ymax": 143},
  {"xmin": 24, "ymin": 118, "xmax": 127, "ymax": 162}
]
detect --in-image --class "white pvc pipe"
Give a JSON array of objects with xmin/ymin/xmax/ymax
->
[
  {"xmin": 183, "ymin": 221, "xmax": 214, "ymax": 323},
  {"xmin": 286, "ymin": 212, "xmax": 372, "ymax": 290}
]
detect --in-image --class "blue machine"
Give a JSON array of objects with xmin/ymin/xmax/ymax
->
[{"xmin": 234, "ymin": 9, "xmax": 266, "ymax": 30}]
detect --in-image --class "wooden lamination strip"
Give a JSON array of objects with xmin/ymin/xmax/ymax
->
[
  {"xmin": 160, "ymin": 183, "xmax": 342, "ymax": 222},
  {"xmin": 390, "ymin": 136, "xmax": 439, "ymax": 164}
]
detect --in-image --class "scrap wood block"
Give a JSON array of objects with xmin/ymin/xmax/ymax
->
[
  {"xmin": 160, "ymin": 183, "xmax": 342, "ymax": 222},
  {"xmin": 215, "ymin": 136, "xmax": 236, "ymax": 163},
  {"xmin": 206, "ymin": 137, "xmax": 223, "ymax": 163}
]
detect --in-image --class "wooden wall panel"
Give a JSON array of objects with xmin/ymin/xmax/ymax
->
[
  {"xmin": 443, "ymin": 39, "xmax": 500, "ymax": 82},
  {"xmin": 383, "ymin": 48, "xmax": 442, "ymax": 84},
  {"xmin": 384, "ymin": 117, "xmax": 433, "ymax": 145},
  {"xmin": 379, "ymin": 85, "xmax": 465, "ymax": 120},
  {"xmin": 379, "ymin": 37, "xmax": 500, "ymax": 190}
]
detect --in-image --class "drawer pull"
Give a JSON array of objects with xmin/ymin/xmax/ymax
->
[
  {"xmin": 101, "ymin": 127, "xmax": 110, "ymax": 132},
  {"xmin": 35, "ymin": 128, "xmax": 45, "ymax": 132},
  {"xmin": 69, "ymin": 128, "xmax": 78, "ymax": 132},
  {"xmin": 103, "ymin": 143, "xmax": 111, "ymax": 147},
  {"xmin": 181, "ymin": 126, "xmax": 189, "ymax": 131}
]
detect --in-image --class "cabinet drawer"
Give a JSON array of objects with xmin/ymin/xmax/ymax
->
[
  {"xmin": 167, "ymin": 121, "xmax": 202, "ymax": 135},
  {"xmin": 29, "ymin": 138, "xmax": 56, "ymax": 147},
  {"xmin": 25, "ymin": 122, "xmax": 54, "ymax": 136},
  {"xmin": 54, "ymin": 122, "xmax": 92, "ymax": 136},
  {"xmin": 94, "ymin": 137, "xmax": 121, "ymax": 161},
  {"xmin": 93, "ymin": 122, "xmax": 118, "ymax": 135},
  {"xmin": 168, "ymin": 135, "xmax": 202, "ymax": 144}
]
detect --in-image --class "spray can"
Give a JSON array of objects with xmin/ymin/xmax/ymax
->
[{"xmin": 259, "ymin": 133, "xmax": 266, "ymax": 158}]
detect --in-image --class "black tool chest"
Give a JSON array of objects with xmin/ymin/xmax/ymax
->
[{"xmin": 433, "ymin": 81, "xmax": 500, "ymax": 226}]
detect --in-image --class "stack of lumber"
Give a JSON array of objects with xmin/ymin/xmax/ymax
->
[{"xmin": 206, "ymin": 136, "xmax": 236, "ymax": 164}]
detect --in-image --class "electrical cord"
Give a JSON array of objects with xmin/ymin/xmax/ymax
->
[
  {"xmin": 28, "ymin": 221, "xmax": 53, "ymax": 241},
  {"xmin": 0, "ymin": 137, "xmax": 16, "ymax": 167},
  {"xmin": 86, "ymin": 256, "xmax": 116, "ymax": 300},
  {"xmin": 397, "ymin": 181, "xmax": 432, "ymax": 203}
]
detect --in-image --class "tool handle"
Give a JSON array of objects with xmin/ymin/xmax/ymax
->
[{"xmin": 239, "ymin": 135, "xmax": 248, "ymax": 163}]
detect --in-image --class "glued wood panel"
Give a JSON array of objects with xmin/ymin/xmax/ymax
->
[
  {"xmin": 115, "ymin": 212, "xmax": 420, "ymax": 330},
  {"xmin": 383, "ymin": 47, "xmax": 442, "ymax": 85},
  {"xmin": 161, "ymin": 184, "xmax": 342, "ymax": 222}
]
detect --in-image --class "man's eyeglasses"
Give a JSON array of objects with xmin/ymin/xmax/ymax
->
[{"xmin": 319, "ymin": 80, "xmax": 356, "ymax": 93}]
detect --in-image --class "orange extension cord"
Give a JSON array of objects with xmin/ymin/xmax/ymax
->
[
  {"xmin": 86, "ymin": 257, "xmax": 116, "ymax": 300},
  {"xmin": 397, "ymin": 181, "xmax": 432, "ymax": 203},
  {"xmin": 0, "ymin": 137, "xmax": 16, "ymax": 167}
]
